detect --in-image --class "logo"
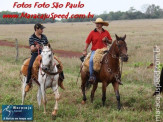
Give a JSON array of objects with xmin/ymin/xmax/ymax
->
[{"xmin": 2, "ymin": 105, "xmax": 33, "ymax": 121}]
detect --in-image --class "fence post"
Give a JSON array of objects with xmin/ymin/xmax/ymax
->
[{"xmin": 15, "ymin": 38, "xmax": 19, "ymax": 61}]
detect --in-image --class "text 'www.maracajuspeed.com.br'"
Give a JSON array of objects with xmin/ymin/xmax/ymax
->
[{"xmin": 2, "ymin": 12, "xmax": 94, "ymax": 20}]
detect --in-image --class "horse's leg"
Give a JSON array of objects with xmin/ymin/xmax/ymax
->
[
  {"xmin": 37, "ymin": 87, "xmax": 42, "ymax": 108},
  {"xmin": 22, "ymin": 76, "xmax": 27, "ymax": 105},
  {"xmin": 102, "ymin": 81, "xmax": 107, "ymax": 106},
  {"xmin": 81, "ymin": 70, "xmax": 88, "ymax": 104},
  {"xmin": 81, "ymin": 83, "xmax": 87, "ymax": 104},
  {"xmin": 40, "ymin": 81, "xmax": 47, "ymax": 114},
  {"xmin": 81, "ymin": 77, "xmax": 87, "ymax": 104},
  {"xmin": 112, "ymin": 82, "xmax": 121, "ymax": 110},
  {"xmin": 52, "ymin": 87, "xmax": 60, "ymax": 116},
  {"xmin": 90, "ymin": 82, "xmax": 98, "ymax": 103}
]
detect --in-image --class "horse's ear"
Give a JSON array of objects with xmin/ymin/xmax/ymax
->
[
  {"xmin": 122, "ymin": 34, "xmax": 126, "ymax": 41},
  {"xmin": 115, "ymin": 34, "xmax": 120, "ymax": 41},
  {"xmin": 48, "ymin": 43, "xmax": 51, "ymax": 48}
]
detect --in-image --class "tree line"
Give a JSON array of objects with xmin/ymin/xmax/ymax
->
[
  {"xmin": 0, "ymin": 4, "xmax": 163, "ymax": 24},
  {"xmin": 62, "ymin": 4, "xmax": 163, "ymax": 22}
]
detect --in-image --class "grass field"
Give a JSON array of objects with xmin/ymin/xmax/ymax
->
[{"xmin": 0, "ymin": 19, "xmax": 163, "ymax": 122}]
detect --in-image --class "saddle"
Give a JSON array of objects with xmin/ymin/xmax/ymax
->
[
  {"xmin": 82, "ymin": 48, "xmax": 108, "ymax": 72},
  {"xmin": 20, "ymin": 55, "xmax": 63, "ymax": 80}
]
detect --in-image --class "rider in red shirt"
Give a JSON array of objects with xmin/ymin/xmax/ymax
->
[{"xmin": 83, "ymin": 18, "xmax": 112, "ymax": 83}]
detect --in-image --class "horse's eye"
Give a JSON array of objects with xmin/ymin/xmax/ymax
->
[{"xmin": 49, "ymin": 54, "xmax": 51, "ymax": 57}]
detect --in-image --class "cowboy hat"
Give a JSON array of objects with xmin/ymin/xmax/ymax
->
[{"xmin": 94, "ymin": 18, "xmax": 109, "ymax": 26}]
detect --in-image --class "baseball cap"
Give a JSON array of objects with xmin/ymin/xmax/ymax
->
[{"xmin": 34, "ymin": 23, "xmax": 45, "ymax": 30}]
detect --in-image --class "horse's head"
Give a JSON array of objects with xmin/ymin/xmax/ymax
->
[
  {"xmin": 114, "ymin": 34, "xmax": 128, "ymax": 62},
  {"xmin": 41, "ymin": 44, "xmax": 53, "ymax": 71}
]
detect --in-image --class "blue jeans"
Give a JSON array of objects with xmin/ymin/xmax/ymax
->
[
  {"xmin": 26, "ymin": 53, "xmax": 38, "ymax": 83},
  {"xmin": 89, "ymin": 51, "xmax": 95, "ymax": 76}
]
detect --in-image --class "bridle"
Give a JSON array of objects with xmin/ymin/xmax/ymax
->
[
  {"xmin": 103, "ymin": 40, "xmax": 128, "ymax": 85},
  {"xmin": 39, "ymin": 48, "xmax": 61, "ymax": 77},
  {"xmin": 108, "ymin": 40, "xmax": 128, "ymax": 59}
]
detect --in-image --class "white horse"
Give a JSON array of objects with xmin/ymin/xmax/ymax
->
[{"xmin": 21, "ymin": 44, "xmax": 60, "ymax": 116}]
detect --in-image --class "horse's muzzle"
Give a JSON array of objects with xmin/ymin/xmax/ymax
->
[
  {"xmin": 121, "ymin": 54, "xmax": 128, "ymax": 62},
  {"xmin": 42, "ymin": 66, "xmax": 49, "ymax": 71}
]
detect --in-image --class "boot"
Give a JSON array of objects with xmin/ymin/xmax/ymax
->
[
  {"xmin": 25, "ymin": 80, "xmax": 32, "ymax": 92},
  {"xmin": 88, "ymin": 75, "xmax": 96, "ymax": 84}
]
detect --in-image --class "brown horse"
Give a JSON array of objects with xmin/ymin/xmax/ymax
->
[{"xmin": 81, "ymin": 34, "xmax": 128, "ymax": 110}]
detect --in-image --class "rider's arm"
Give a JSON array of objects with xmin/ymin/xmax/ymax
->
[
  {"xmin": 30, "ymin": 45, "xmax": 39, "ymax": 53},
  {"xmin": 29, "ymin": 35, "xmax": 39, "ymax": 53},
  {"xmin": 106, "ymin": 31, "xmax": 112, "ymax": 44},
  {"xmin": 83, "ymin": 43, "xmax": 89, "ymax": 55},
  {"xmin": 84, "ymin": 43, "xmax": 89, "ymax": 51},
  {"xmin": 83, "ymin": 32, "xmax": 92, "ymax": 55}
]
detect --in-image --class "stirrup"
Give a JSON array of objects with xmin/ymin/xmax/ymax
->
[{"xmin": 88, "ymin": 76, "xmax": 96, "ymax": 84}]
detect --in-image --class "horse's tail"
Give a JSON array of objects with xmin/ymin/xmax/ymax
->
[
  {"xmin": 80, "ymin": 65, "xmax": 92, "ymax": 90},
  {"xmin": 153, "ymin": 68, "xmax": 163, "ymax": 96},
  {"xmin": 19, "ymin": 71, "xmax": 23, "ymax": 82}
]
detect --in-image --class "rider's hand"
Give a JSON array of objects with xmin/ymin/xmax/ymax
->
[
  {"xmin": 102, "ymin": 36, "xmax": 108, "ymax": 41},
  {"xmin": 83, "ymin": 49, "xmax": 87, "ymax": 56},
  {"xmin": 36, "ymin": 44, "xmax": 39, "ymax": 49},
  {"xmin": 102, "ymin": 37, "xmax": 109, "ymax": 45}
]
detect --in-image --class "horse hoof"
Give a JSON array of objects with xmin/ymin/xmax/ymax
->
[
  {"xmin": 81, "ymin": 100, "xmax": 86, "ymax": 105},
  {"xmin": 118, "ymin": 105, "xmax": 121, "ymax": 110},
  {"xmin": 56, "ymin": 96, "xmax": 60, "ymax": 101},
  {"xmin": 90, "ymin": 98, "xmax": 94, "ymax": 103},
  {"xmin": 52, "ymin": 110, "xmax": 57, "ymax": 116},
  {"xmin": 102, "ymin": 102, "xmax": 105, "ymax": 107}
]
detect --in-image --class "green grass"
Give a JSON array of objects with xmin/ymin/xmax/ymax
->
[
  {"xmin": 0, "ymin": 46, "xmax": 162, "ymax": 122},
  {"xmin": 0, "ymin": 20, "xmax": 163, "ymax": 121}
]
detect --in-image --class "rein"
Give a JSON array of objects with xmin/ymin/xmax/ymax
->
[
  {"xmin": 104, "ymin": 52, "xmax": 123, "ymax": 85},
  {"xmin": 103, "ymin": 40, "xmax": 125, "ymax": 85},
  {"xmin": 42, "ymin": 68, "xmax": 61, "ymax": 76},
  {"xmin": 107, "ymin": 51, "xmax": 123, "ymax": 75}
]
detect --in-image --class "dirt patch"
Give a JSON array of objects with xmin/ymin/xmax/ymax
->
[{"xmin": 0, "ymin": 40, "xmax": 82, "ymax": 58}]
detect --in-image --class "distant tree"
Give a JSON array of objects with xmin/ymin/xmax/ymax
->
[
  {"xmin": 128, "ymin": 7, "xmax": 137, "ymax": 13},
  {"xmin": 141, "ymin": 4, "xmax": 150, "ymax": 13},
  {"xmin": 145, "ymin": 4, "xmax": 163, "ymax": 18}
]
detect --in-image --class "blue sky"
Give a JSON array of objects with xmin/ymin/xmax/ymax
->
[{"xmin": 0, "ymin": 0, "xmax": 163, "ymax": 15}]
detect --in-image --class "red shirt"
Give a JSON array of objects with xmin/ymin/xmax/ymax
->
[{"xmin": 86, "ymin": 28, "xmax": 112, "ymax": 51}]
